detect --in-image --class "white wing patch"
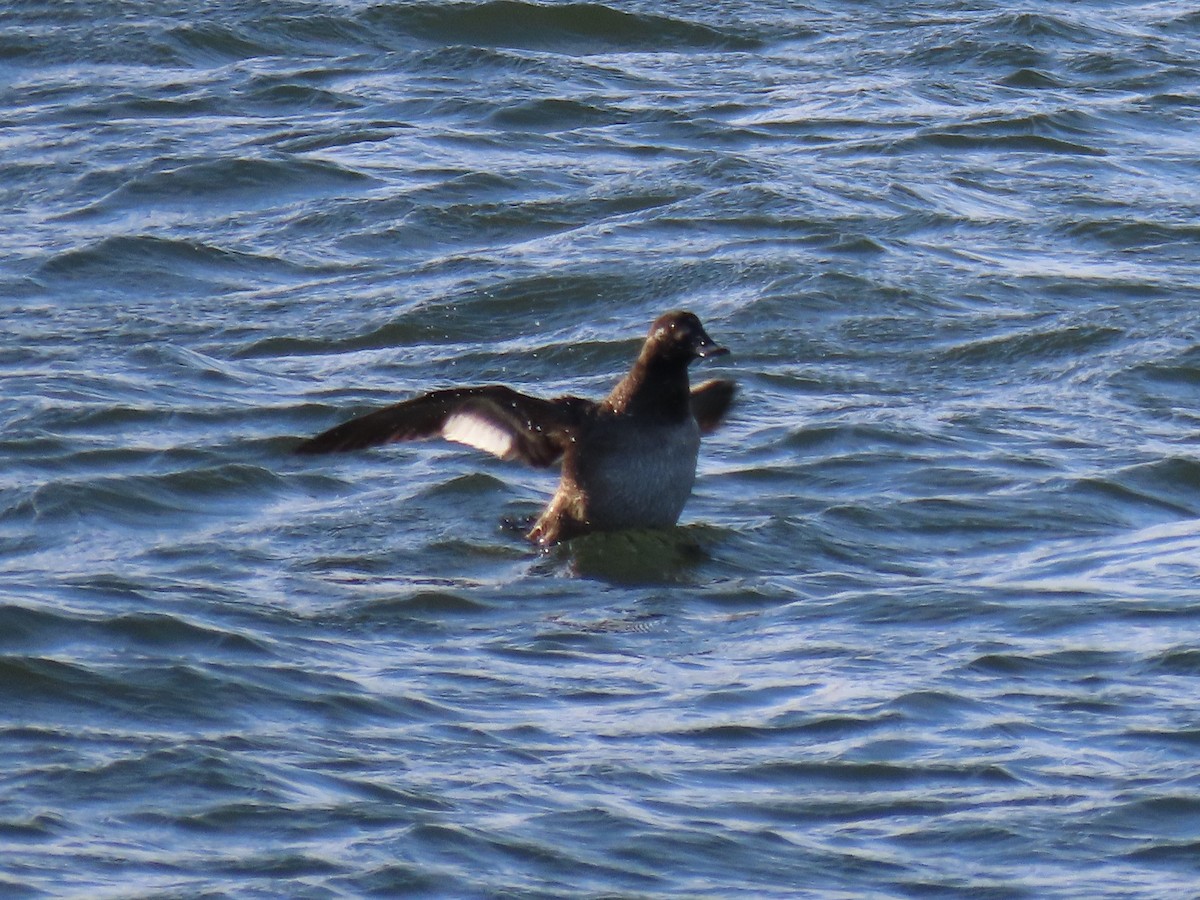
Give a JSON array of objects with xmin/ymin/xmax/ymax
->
[{"xmin": 442, "ymin": 410, "xmax": 519, "ymax": 460}]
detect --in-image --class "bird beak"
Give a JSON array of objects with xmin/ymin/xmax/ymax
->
[{"xmin": 694, "ymin": 332, "xmax": 729, "ymax": 359}]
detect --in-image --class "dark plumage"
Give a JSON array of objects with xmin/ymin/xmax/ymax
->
[{"xmin": 296, "ymin": 311, "xmax": 736, "ymax": 545}]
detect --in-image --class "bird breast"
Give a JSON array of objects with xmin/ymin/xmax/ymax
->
[{"xmin": 573, "ymin": 417, "xmax": 701, "ymax": 530}]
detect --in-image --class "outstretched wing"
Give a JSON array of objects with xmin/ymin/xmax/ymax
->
[
  {"xmin": 296, "ymin": 386, "xmax": 589, "ymax": 468},
  {"xmin": 690, "ymin": 379, "xmax": 736, "ymax": 435}
]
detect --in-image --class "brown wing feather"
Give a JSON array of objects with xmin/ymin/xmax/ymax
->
[
  {"xmin": 690, "ymin": 379, "xmax": 736, "ymax": 435},
  {"xmin": 296, "ymin": 386, "xmax": 588, "ymax": 468}
]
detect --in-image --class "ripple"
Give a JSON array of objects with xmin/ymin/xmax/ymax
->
[
  {"xmin": 363, "ymin": 1, "xmax": 764, "ymax": 53},
  {"xmin": 1063, "ymin": 218, "xmax": 1200, "ymax": 252},
  {"xmin": 936, "ymin": 323, "xmax": 1124, "ymax": 365},
  {"xmin": 1145, "ymin": 648, "xmax": 1200, "ymax": 676},
  {"xmin": 0, "ymin": 604, "xmax": 268, "ymax": 657},
  {"xmin": 165, "ymin": 13, "xmax": 380, "ymax": 63},
  {"xmin": 67, "ymin": 156, "xmax": 375, "ymax": 219},
  {"xmin": 908, "ymin": 127, "xmax": 1107, "ymax": 157},
  {"xmin": 331, "ymin": 589, "xmax": 495, "ymax": 631},
  {"xmin": 968, "ymin": 648, "xmax": 1129, "ymax": 677},
  {"xmin": 26, "ymin": 463, "xmax": 287, "ymax": 523},
  {"xmin": 997, "ymin": 67, "xmax": 1066, "ymax": 89},
  {"xmin": 36, "ymin": 235, "xmax": 309, "ymax": 294}
]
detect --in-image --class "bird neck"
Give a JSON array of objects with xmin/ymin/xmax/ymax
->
[{"xmin": 605, "ymin": 355, "xmax": 692, "ymax": 420}]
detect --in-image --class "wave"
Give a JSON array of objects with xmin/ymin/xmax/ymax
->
[
  {"xmin": 25, "ymin": 463, "xmax": 288, "ymax": 525},
  {"xmin": 36, "ymin": 234, "xmax": 315, "ymax": 295},
  {"xmin": 66, "ymin": 157, "xmax": 374, "ymax": 220},
  {"xmin": 935, "ymin": 323, "xmax": 1124, "ymax": 365},
  {"xmin": 362, "ymin": 1, "xmax": 764, "ymax": 53}
]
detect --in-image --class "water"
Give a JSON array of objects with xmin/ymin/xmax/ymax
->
[{"xmin": 3, "ymin": 1, "xmax": 1200, "ymax": 896}]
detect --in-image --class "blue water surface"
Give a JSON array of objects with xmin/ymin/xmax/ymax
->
[{"xmin": 3, "ymin": 1, "xmax": 1200, "ymax": 896}]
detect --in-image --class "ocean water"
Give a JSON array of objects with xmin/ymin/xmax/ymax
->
[{"xmin": 3, "ymin": 1, "xmax": 1200, "ymax": 896}]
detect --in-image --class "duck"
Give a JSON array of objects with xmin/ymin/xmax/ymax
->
[{"xmin": 296, "ymin": 310, "xmax": 735, "ymax": 545}]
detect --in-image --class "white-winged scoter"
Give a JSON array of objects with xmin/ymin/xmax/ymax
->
[{"xmin": 296, "ymin": 310, "xmax": 735, "ymax": 545}]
